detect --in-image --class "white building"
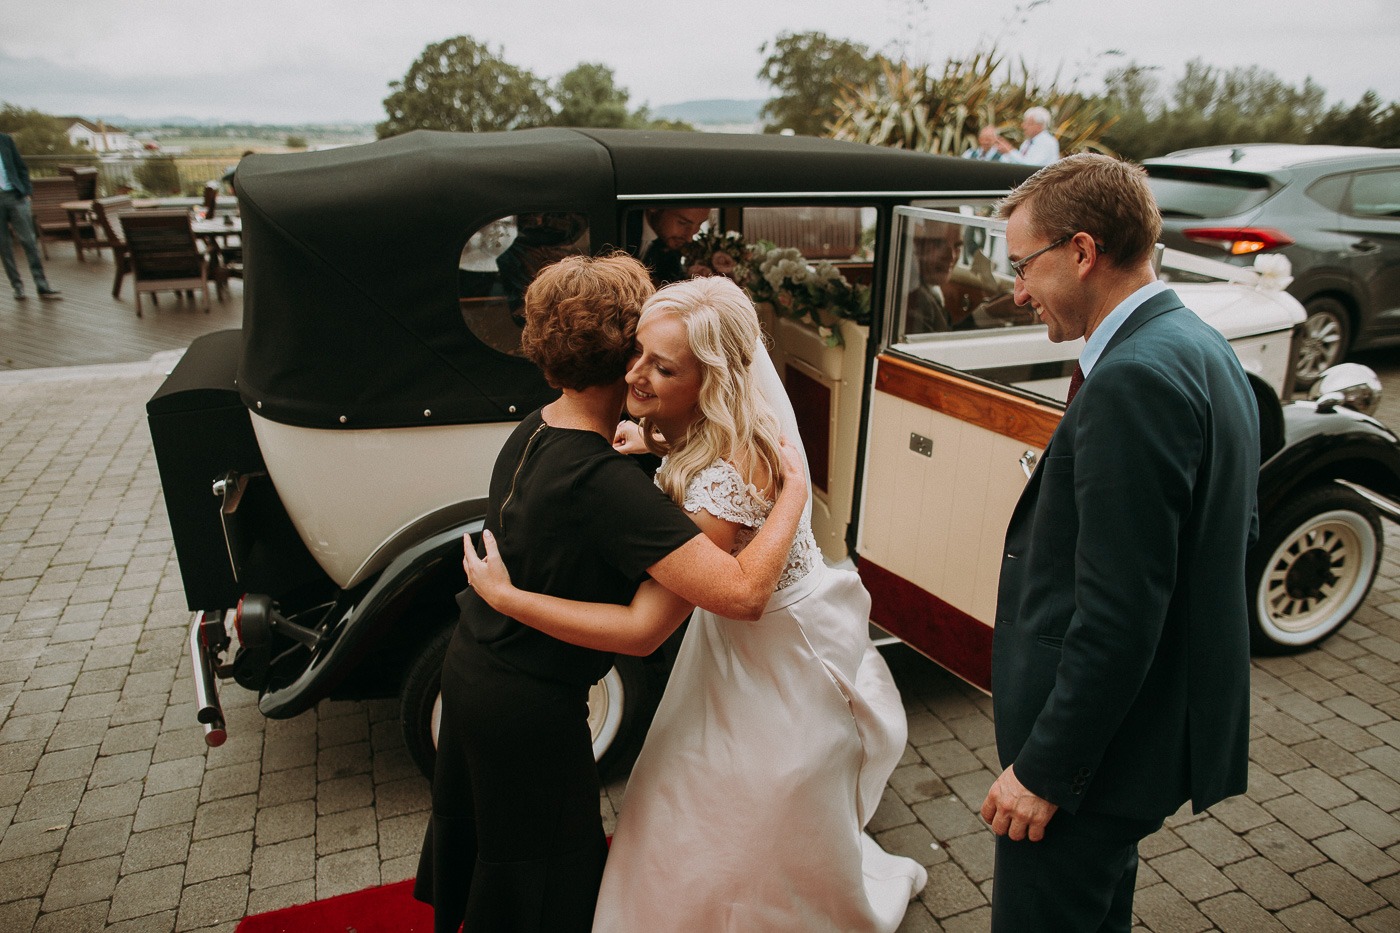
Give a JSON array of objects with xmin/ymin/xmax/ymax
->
[{"xmin": 64, "ymin": 118, "xmax": 146, "ymax": 154}]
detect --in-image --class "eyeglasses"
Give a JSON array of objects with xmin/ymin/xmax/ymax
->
[{"xmin": 1009, "ymin": 235, "xmax": 1071, "ymax": 279}]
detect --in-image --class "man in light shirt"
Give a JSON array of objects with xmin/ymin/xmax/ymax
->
[{"xmin": 998, "ymin": 107, "xmax": 1061, "ymax": 166}]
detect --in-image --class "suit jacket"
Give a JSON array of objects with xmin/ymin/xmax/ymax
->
[
  {"xmin": 0, "ymin": 133, "xmax": 32, "ymax": 197},
  {"xmin": 992, "ymin": 289, "xmax": 1259, "ymax": 822}
]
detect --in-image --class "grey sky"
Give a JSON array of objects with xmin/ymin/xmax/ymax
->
[{"xmin": 5, "ymin": 0, "xmax": 1398, "ymax": 125}]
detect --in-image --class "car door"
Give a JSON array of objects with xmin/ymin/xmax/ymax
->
[
  {"xmin": 855, "ymin": 207, "xmax": 1065, "ymax": 690},
  {"xmin": 1339, "ymin": 167, "xmax": 1400, "ymax": 336}
]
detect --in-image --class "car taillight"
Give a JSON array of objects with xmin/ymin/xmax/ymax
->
[{"xmin": 1183, "ymin": 227, "xmax": 1295, "ymax": 256}]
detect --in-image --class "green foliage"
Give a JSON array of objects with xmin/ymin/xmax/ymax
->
[
  {"xmin": 0, "ymin": 103, "xmax": 83, "ymax": 155},
  {"xmin": 377, "ymin": 36, "xmax": 551, "ymax": 138},
  {"xmin": 551, "ymin": 63, "xmax": 630, "ymax": 128},
  {"xmin": 1100, "ymin": 60, "xmax": 1340, "ymax": 160},
  {"xmin": 284, "ymin": 135, "xmax": 308, "ymax": 149},
  {"xmin": 1311, "ymin": 92, "xmax": 1400, "ymax": 148},
  {"xmin": 134, "ymin": 155, "xmax": 181, "ymax": 196},
  {"xmin": 757, "ymin": 31, "xmax": 882, "ymax": 136},
  {"xmin": 829, "ymin": 47, "xmax": 1115, "ymax": 157}
]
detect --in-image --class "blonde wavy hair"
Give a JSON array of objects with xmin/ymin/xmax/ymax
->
[{"xmin": 636, "ymin": 276, "xmax": 786, "ymax": 507}]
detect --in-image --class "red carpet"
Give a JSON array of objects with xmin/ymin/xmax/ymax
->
[{"xmin": 236, "ymin": 879, "xmax": 433, "ymax": 932}]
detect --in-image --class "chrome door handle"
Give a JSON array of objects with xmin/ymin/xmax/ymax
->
[
  {"xmin": 1019, "ymin": 450, "xmax": 1038, "ymax": 478},
  {"xmin": 1350, "ymin": 240, "xmax": 1381, "ymax": 254}
]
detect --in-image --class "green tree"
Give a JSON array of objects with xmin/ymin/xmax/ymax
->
[
  {"xmin": 757, "ymin": 32, "xmax": 882, "ymax": 136},
  {"xmin": 0, "ymin": 103, "xmax": 83, "ymax": 156},
  {"xmin": 134, "ymin": 155, "xmax": 180, "ymax": 196},
  {"xmin": 551, "ymin": 63, "xmax": 630, "ymax": 128},
  {"xmin": 378, "ymin": 36, "xmax": 551, "ymax": 139},
  {"xmin": 284, "ymin": 134, "xmax": 308, "ymax": 149}
]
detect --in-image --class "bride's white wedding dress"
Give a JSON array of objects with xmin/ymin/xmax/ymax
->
[{"xmin": 592, "ymin": 457, "xmax": 928, "ymax": 932}]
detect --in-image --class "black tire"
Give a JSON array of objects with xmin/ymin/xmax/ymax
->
[
  {"xmin": 1292, "ymin": 297, "xmax": 1351, "ymax": 391},
  {"xmin": 398, "ymin": 626, "xmax": 662, "ymax": 780},
  {"xmin": 401, "ymin": 623, "xmax": 453, "ymax": 780},
  {"xmin": 1248, "ymin": 483, "xmax": 1381, "ymax": 654}
]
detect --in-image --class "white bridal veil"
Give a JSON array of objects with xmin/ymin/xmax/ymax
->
[{"xmin": 749, "ymin": 338, "xmax": 813, "ymax": 523}]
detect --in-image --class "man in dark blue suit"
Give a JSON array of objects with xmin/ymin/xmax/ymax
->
[
  {"xmin": 980, "ymin": 154, "xmax": 1258, "ymax": 932},
  {"xmin": 0, "ymin": 132, "xmax": 61, "ymax": 301}
]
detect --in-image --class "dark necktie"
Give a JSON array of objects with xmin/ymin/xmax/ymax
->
[{"xmin": 1066, "ymin": 363, "xmax": 1085, "ymax": 406}]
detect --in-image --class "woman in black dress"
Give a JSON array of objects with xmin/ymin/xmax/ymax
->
[{"xmin": 414, "ymin": 254, "xmax": 806, "ymax": 933}]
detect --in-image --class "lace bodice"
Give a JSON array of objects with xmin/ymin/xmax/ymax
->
[{"xmin": 664, "ymin": 458, "xmax": 820, "ymax": 591}]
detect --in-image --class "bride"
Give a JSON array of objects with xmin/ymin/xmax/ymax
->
[{"xmin": 466, "ymin": 275, "xmax": 927, "ymax": 931}]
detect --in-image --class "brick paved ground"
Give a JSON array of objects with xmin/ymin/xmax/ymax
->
[{"xmin": 1, "ymin": 357, "xmax": 1398, "ymax": 932}]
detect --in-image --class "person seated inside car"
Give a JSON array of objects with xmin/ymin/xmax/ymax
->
[
  {"xmin": 498, "ymin": 212, "xmax": 589, "ymax": 324},
  {"xmin": 635, "ymin": 207, "xmax": 711, "ymax": 286}
]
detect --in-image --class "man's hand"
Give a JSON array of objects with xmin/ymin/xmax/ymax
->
[{"xmin": 981, "ymin": 765, "xmax": 1059, "ymax": 842}]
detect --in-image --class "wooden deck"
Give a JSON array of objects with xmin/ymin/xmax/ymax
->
[{"xmin": 1, "ymin": 238, "xmax": 243, "ymax": 371}]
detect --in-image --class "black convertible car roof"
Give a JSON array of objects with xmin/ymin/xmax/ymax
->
[{"xmin": 233, "ymin": 128, "xmax": 1026, "ymax": 430}]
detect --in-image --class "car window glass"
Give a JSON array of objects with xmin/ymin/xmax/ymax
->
[
  {"xmin": 1145, "ymin": 168, "xmax": 1274, "ymax": 219},
  {"xmin": 1348, "ymin": 169, "xmax": 1400, "ymax": 218},
  {"xmin": 458, "ymin": 213, "xmax": 590, "ymax": 356},
  {"xmin": 1306, "ymin": 174, "xmax": 1350, "ymax": 212}
]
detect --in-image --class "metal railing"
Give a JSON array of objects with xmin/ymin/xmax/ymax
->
[{"xmin": 25, "ymin": 154, "xmax": 237, "ymax": 198}]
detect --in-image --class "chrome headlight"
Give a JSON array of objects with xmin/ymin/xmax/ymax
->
[{"xmin": 1309, "ymin": 363, "xmax": 1382, "ymax": 416}]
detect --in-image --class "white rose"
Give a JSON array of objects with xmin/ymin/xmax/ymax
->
[{"xmin": 1253, "ymin": 253, "xmax": 1294, "ymax": 292}]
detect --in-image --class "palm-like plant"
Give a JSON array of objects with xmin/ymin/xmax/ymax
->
[{"xmin": 829, "ymin": 45, "xmax": 1116, "ymax": 158}]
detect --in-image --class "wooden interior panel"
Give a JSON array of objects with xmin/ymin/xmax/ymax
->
[{"xmin": 875, "ymin": 353, "xmax": 1059, "ymax": 449}]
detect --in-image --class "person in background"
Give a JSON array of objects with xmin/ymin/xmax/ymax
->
[
  {"xmin": 998, "ymin": 107, "xmax": 1061, "ymax": 166},
  {"xmin": 637, "ymin": 207, "xmax": 710, "ymax": 286},
  {"xmin": 963, "ymin": 125, "xmax": 1007, "ymax": 162},
  {"xmin": 0, "ymin": 132, "xmax": 61, "ymax": 302},
  {"xmin": 222, "ymin": 150, "xmax": 255, "ymax": 194},
  {"xmin": 981, "ymin": 154, "xmax": 1259, "ymax": 932}
]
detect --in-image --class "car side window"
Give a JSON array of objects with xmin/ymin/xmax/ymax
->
[
  {"xmin": 1348, "ymin": 169, "xmax": 1400, "ymax": 218},
  {"xmin": 1305, "ymin": 174, "xmax": 1350, "ymax": 213},
  {"xmin": 458, "ymin": 213, "xmax": 590, "ymax": 355}
]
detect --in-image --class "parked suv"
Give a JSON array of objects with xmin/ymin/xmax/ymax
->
[{"xmin": 1144, "ymin": 144, "xmax": 1400, "ymax": 387}]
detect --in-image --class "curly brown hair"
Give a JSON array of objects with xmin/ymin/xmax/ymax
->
[{"xmin": 519, "ymin": 253, "xmax": 654, "ymax": 390}]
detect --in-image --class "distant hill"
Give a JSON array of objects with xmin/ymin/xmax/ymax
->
[{"xmin": 652, "ymin": 99, "xmax": 766, "ymax": 125}]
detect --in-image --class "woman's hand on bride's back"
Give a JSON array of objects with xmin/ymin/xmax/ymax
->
[{"xmin": 463, "ymin": 530, "xmax": 516, "ymax": 610}]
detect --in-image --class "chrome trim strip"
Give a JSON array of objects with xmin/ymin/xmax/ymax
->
[
  {"xmin": 616, "ymin": 190, "xmax": 1012, "ymax": 201},
  {"xmin": 1338, "ymin": 480, "xmax": 1400, "ymax": 525}
]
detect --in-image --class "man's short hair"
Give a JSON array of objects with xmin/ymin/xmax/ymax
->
[
  {"xmin": 997, "ymin": 153, "xmax": 1161, "ymax": 269},
  {"xmin": 520, "ymin": 253, "xmax": 653, "ymax": 390}
]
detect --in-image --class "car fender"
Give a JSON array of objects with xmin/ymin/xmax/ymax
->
[
  {"xmin": 1258, "ymin": 402, "xmax": 1400, "ymax": 510},
  {"xmin": 257, "ymin": 511, "xmax": 483, "ymax": 719}
]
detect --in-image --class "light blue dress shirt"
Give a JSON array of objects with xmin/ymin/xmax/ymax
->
[{"xmin": 1080, "ymin": 280, "xmax": 1169, "ymax": 377}]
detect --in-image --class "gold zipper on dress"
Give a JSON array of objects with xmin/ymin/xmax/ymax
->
[{"xmin": 498, "ymin": 421, "xmax": 548, "ymax": 533}]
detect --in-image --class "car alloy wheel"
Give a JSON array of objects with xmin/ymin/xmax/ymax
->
[
  {"xmin": 1249, "ymin": 483, "xmax": 1380, "ymax": 653},
  {"xmin": 1293, "ymin": 298, "xmax": 1350, "ymax": 390}
]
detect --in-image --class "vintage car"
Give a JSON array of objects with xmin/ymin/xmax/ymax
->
[{"xmin": 146, "ymin": 129, "xmax": 1400, "ymax": 779}]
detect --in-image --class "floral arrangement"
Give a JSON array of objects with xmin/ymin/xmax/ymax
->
[{"xmin": 682, "ymin": 230, "xmax": 871, "ymax": 347}]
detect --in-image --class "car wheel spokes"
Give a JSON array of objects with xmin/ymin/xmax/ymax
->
[{"xmin": 1264, "ymin": 520, "xmax": 1364, "ymax": 634}]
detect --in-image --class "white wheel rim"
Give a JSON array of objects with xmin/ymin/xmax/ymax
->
[
  {"xmin": 1257, "ymin": 509, "xmax": 1376, "ymax": 646},
  {"xmin": 430, "ymin": 693, "xmax": 442, "ymax": 749},
  {"xmin": 429, "ymin": 665, "xmax": 625, "ymax": 763},
  {"xmin": 588, "ymin": 667, "xmax": 626, "ymax": 761}
]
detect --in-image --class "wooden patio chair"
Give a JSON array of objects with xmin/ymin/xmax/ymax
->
[
  {"xmin": 59, "ymin": 165, "xmax": 99, "ymax": 200},
  {"xmin": 29, "ymin": 176, "xmax": 81, "ymax": 259},
  {"xmin": 120, "ymin": 210, "xmax": 211, "ymax": 317},
  {"xmin": 92, "ymin": 195, "xmax": 134, "ymax": 297}
]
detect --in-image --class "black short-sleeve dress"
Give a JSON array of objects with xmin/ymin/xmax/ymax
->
[{"xmin": 414, "ymin": 408, "xmax": 699, "ymax": 933}]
